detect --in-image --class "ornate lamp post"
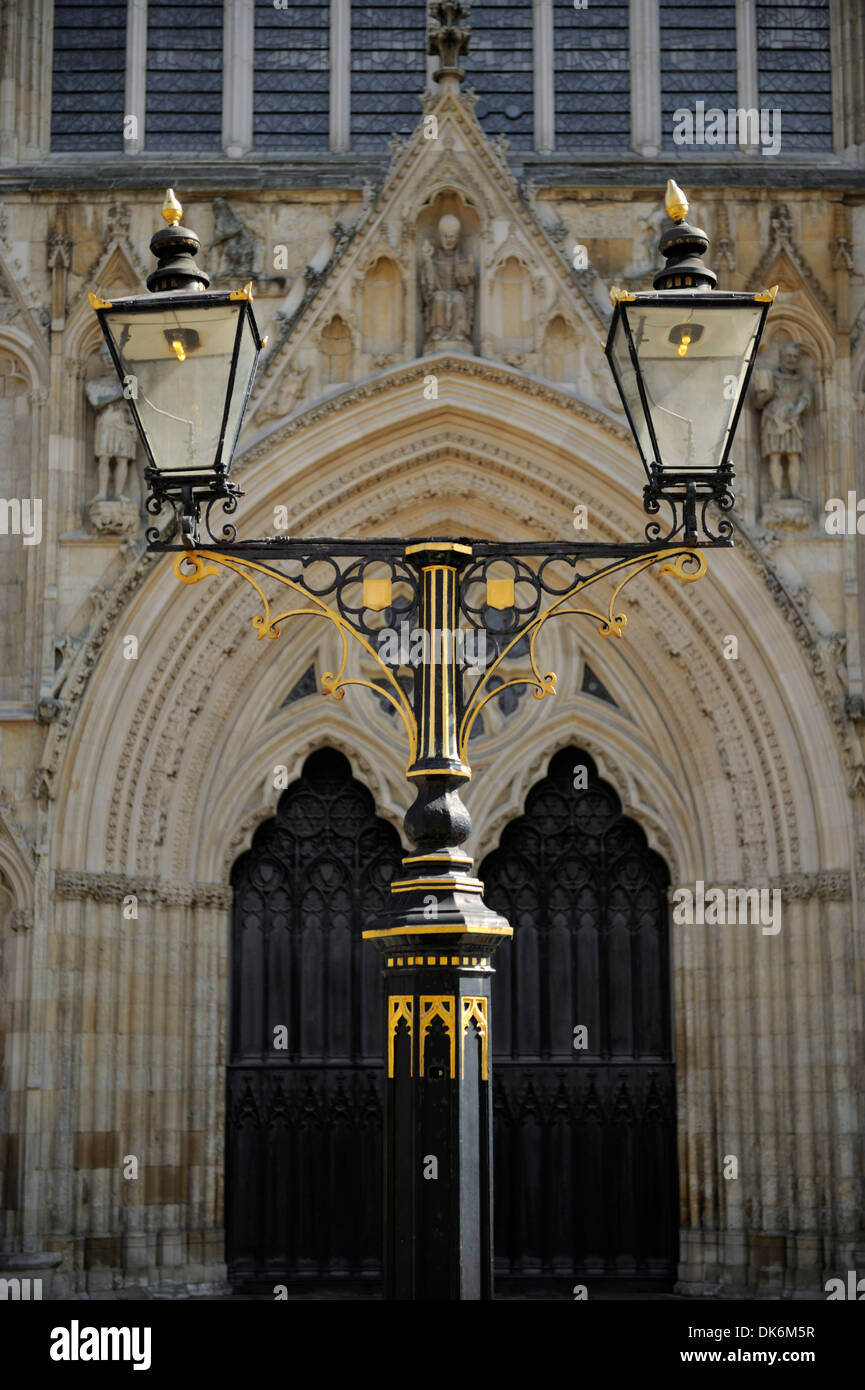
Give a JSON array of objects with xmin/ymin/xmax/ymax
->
[
  {"xmin": 89, "ymin": 190, "xmax": 265, "ymax": 545},
  {"xmin": 92, "ymin": 184, "xmax": 772, "ymax": 1301}
]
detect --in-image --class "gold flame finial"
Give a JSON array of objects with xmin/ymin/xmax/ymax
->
[
  {"xmin": 162, "ymin": 189, "xmax": 183, "ymax": 226},
  {"xmin": 664, "ymin": 179, "xmax": 689, "ymax": 223}
]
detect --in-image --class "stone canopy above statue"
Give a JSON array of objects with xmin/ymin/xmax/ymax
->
[{"xmin": 247, "ymin": 85, "xmax": 616, "ymax": 430}]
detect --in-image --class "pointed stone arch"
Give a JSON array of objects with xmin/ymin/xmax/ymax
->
[{"xmin": 39, "ymin": 367, "xmax": 856, "ymax": 1295}]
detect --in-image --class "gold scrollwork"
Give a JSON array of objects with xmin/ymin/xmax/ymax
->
[
  {"xmin": 419, "ymin": 996, "xmax": 456, "ymax": 1079},
  {"xmin": 172, "ymin": 549, "xmax": 418, "ymax": 762},
  {"xmin": 461, "ymin": 996, "xmax": 489, "ymax": 1080},
  {"xmin": 387, "ymin": 996, "xmax": 413, "ymax": 1078},
  {"xmin": 458, "ymin": 547, "xmax": 706, "ymax": 760}
]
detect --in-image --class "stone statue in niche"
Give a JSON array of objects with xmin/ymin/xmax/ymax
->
[
  {"xmin": 211, "ymin": 198, "xmax": 261, "ymax": 282},
  {"xmin": 84, "ymin": 345, "xmax": 139, "ymax": 534},
  {"xmin": 420, "ymin": 214, "xmax": 474, "ymax": 352},
  {"xmin": 753, "ymin": 341, "xmax": 813, "ymax": 531}
]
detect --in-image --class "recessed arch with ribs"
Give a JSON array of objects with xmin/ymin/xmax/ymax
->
[{"xmin": 51, "ymin": 362, "xmax": 848, "ymax": 892}]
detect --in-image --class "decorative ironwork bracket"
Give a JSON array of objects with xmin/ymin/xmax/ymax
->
[
  {"xmin": 165, "ymin": 536, "xmax": 709, "ymax": 973},
  {"xmin": 167, "ymin": 539, "xmax": 707, "ymax": 766},
  {"xmin": 174, "ymin": 548, "xmax": 419, "ymax": 759},
  {"xmin": 457, "ymin": 545, "xmax": 705, "ymax": 761}
]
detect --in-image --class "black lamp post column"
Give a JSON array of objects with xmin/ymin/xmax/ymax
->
[{"xmin": 363, "ymin": 542, "xmax": 511, "ymax": 1300}]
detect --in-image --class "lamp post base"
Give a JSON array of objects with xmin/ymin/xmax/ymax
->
[{"xmin": 382, "ymin": 957, "xmax": 495, "ymax": 1299}]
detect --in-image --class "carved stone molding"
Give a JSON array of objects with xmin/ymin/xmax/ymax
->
[
  {"xmin": 47, "ymin": 233, "xmax": 72, "ymax": 271},
  {"xmin": 0, "ymin": 787, "xmax": 35, "ymax": 867},
  {"xmin": 749, "ymin": 202, "xmax": 834, "ymax": 323},
  {"xmin": 54, "ymin": 870, "xmax": 232, "ymax": 909},
  {"xmin": 34, "ymin": 544, "xmax": 157, "ymax": 799},
  {"xmin": 773, "ymin": 870, "xmax": 850, "ymax": 901},
  {"xmin": 243, "ymin": 353, "xmax": 630, "ymax": 467},
  {"xmin": 760, "ymin": 497, "xmax": 812, "ymax": 534},
  {"xmin": 668, "ymin": 871, "xmax": 850, "ymax": 903},
  {"xmin": 734, "ymin": 519, "xmax": 852, "ymax": 783},
  {"xmin": 103, "ymin": 202, "xmax": 131, "ymax": 246}
]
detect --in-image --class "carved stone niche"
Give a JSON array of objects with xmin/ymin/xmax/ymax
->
[
  {"xmin": 489, "ymin": 236, "xmax": 542, "ymax": 364},
  {"xmin": 539, "ymin": 310, "xmax": 621, "ymax": 411},
  {"xmin": 542, "ymin": 314, "xmax": 582, "ymax": 390},
  {"xmin": 82, "ymin": 343, "xmax": 140, "ymax": 536},
  {"xmin": 0, "ymin": 347, "xmax": 33, "ymax": 496},
  {"xmin": 750, "ymin": 329, "xmax": 816, "ymax": 534},
  {"xmin": 319, "ymin": 314, "xmax": 356, "ymax": 387},
  {"xmin": 416, "ymin": 190, "xmax": 480, "ymax": 357},
  {"xmin": 361, "ymin": 256, "xmax": 405, "ymax": 365}
]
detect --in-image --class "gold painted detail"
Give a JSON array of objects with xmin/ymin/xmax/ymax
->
[
  {"xmin": 173, "ymin": 545, "xmax": 705, "ymax": 774},
  {"xmin": 388, "ymin": 996, "xmax": 413, "ymax": 1077},
  {"xmin": 458, "ymin": 547, "xmax": 707, "ymax": 761},
  {"xmin": 229, "ymin": 281, "xmax": 254, "ymax": 301},
  {"xmin": 390, "ymin": 875, "xmax": 481, "ymax": 893},
  {"xmin": 419, "ymin": 996, "xmax": 456, "ymax": 1079},
  {"xmin": 362, "ymin": 922, "xmax": 512, "ymax": 939},
  {"xmin": 461, "ymin": 997, "xmax": 489, "ymax": 1080},
  {"xmin": 87, "ymin": 292, "xmax": 113, "ymax": 310},
  {"xmin": 486, "ymin": 576, "xmax": 515, "ymax": 610},
  {"xmin": 664, "ymin": 179, "xmax": 689, "ymax": 223},
  {"xmin": 172, "ymin": 550, "xmax": 417, "ymax": 763},
  {"xmin": 402, "ymin": 852, "xmax": 473, "ymax": 866},
  {"xmin": 609, "ymin": 286, "xmax": 636, "ymax": 305},
  {"xmin": 405, "ymin": 542, "xmax": 472, "ymax": 556},
  {"xmin": 362, "ymin": 577, "xmax": 393, "ymax": 611},
  {"xmin": 754, "ymin": 285, "xmax": 779, "ymax": 304},
  {"xmin": 162, "ymin": 188, "xmax": 183, "ymax": 225}
]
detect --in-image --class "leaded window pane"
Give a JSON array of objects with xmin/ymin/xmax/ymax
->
[
  {"xmin": 254, "ymin": 0, "xmax": 329, "ymax": 151},
  {"xmin": 554, "ymin": 0, "xmax": 630, "ymax": 150}
]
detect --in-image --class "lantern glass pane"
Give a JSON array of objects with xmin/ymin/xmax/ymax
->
[
  {"xmin": 611, "ymin": 301, "xmax": 764, "ymax": 471},
  {"xmin": 104, "ymin": 303, "xmax": 245, "ymax": 474},
  {"xmin": 221, "ymin": 309, "xmax": 259, "ymax": 470}
]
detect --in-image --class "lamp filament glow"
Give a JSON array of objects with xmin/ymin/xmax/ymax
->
[
  {"xmin": 677, "ymin": 333, "xmax": 691, "ymax": 358},
  {"xmin": 170, "ymin": 338, "xmax": 186, "ymax": 362}
]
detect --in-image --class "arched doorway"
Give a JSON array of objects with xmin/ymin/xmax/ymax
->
[
  {"xmin": 226, "ymin": 749, "xmax": 401, "ymax": 1292},
  {"xmin": 226, "ymin": 744, "xmax": 677, "ymax": 1293},
  {"xmin": 481, "ymin": 747, "xmax": 678, "ymax": 1289}
]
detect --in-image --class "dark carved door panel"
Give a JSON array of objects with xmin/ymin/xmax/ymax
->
[
  {"xmin": 227, "ymin": 744, "xmax": 677, "ymax": 1292},
  {"xmin": 226, "ymin": 749, "xmax": 401, "ymax": 1292},
  {"xmin": 481, "ymin": 748, "xmax": 678, "ymax": 1286}
]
